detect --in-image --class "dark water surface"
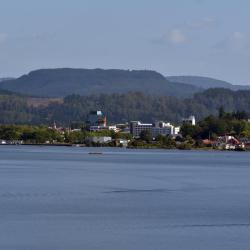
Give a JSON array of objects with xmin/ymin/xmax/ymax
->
[{"xmin": 0, "ymin": 146, "xmax": 250, "ymax": 250}]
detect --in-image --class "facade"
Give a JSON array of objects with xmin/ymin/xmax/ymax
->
[
  {"xmin": 151, "ymin": 121, "xmax": 174, "ymax": 138},
  {"xmin": 130, "ymin": 121, "xmax": 180, "ymax": 138},
  {"xmin": 182, "ymin": 115, "xmax": 196, "ymax": 126},
  {"xmin": 174, "ymin": 126, "xmax": 180, "ymax": 135},
  {"xmin": 130, "ymin": 121, "xmax": 153, "ymax": 138}
]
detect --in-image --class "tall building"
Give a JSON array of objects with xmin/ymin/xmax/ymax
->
[
  {"xmin": 151, "ymin": 121, "xmax": 175, "ymax": 138},
  {"xmin": 130, "ymin": 121, "xmax": 180, "ymax": 138},
  {"xmin": 130, "ymin": 121, "xmax": 153, "ymax": 138}
]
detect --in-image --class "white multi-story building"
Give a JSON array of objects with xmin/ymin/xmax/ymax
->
[
  {"xmin": 151, "ymin": 121, "xmax": 174, "ymax": 138},
  {"xmin": 130, "ymin": 121, "xmax": 153, "ymax": 138},
  {"xmin": 130, "ymin": 121, "xmax": 180, "ymax": 138}
]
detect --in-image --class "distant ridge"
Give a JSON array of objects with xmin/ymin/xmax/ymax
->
[
  {"xmin": 0, "ymin": 68, "xmax": 201, "ymax": 98},
  {"xmin": 167, "ymin": 75, "xmax": 250, "ymax": 91}
]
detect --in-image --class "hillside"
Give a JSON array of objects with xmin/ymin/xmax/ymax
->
[
  {"xmin": 0, "ymin": 88, "xmax": 249, "ymax": 125},
  {"xmin": 0, "ymin": 68, "xmax": 201, "ymax": 98},
  {"xmin": 167, "ymin": 76, "xmax": 250, "ymax": 91},
  {"xmin": 0, "ymin": 78, "xmax": 14, "ymax": 82}
]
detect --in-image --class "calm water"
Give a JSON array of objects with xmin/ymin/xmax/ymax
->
[{"xmin": 0, "ymin": 146, "xmax": 250, "ymax": 250}]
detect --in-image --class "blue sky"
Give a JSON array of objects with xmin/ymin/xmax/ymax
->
[{"xmin": 0, "ymin": 0, "xmax": 250, "ymax": 84}]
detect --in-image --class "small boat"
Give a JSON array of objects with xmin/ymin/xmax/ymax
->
[{"xmin": 88, "ymin": 152, "xmax": 103, "ymax": 155}]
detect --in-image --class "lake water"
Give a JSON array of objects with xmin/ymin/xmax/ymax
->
[{"xmin": 0, "ymin": 146, "xmax": 250, "ymax": 250}]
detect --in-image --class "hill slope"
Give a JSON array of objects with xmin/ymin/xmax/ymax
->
[
  {"xmin": 167, "ymin": 76, "xmax": 250, "ymax": 91},
  {"xmin": 0, "ymin": 68, "xmax": 201, "ymax": 98},
  {"xmin": 0, "ymin": 88, "xmax": 249, "ymax": 125}
]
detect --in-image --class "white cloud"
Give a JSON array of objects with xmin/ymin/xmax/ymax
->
[
  {"xmin": 167, "ymin": 29, "xmax": 186, "ymax": 44},
  {"xmin": 0, "ymin": 33, "xmax": 7, "ymax": 44}
]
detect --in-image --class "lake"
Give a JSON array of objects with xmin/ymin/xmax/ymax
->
[{"xmin": 0, "ymin": 146, "xmax": 250, "ymax": 250}]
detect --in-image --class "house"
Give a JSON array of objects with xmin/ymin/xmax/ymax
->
[{"xmin": 214, "ymin": 136, "xmax": 240, "ymax": 150}]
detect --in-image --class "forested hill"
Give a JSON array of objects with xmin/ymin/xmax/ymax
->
[
  {"xmin": 0, "ymin": 88, "xmax": 249, "ymax": 125},
  {"xmin": 0, "ymin": 68, "xmax": 201, "ymax": 98},
  {"xmin": 167, "ymin": 75, "xmax": 250, "ymax": 91}
]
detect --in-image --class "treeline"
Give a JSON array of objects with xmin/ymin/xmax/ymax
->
[
  {"xmin": 0, "ymin": 88, "xmax": 250, "ymax": 125},
  {"xmin": 0, "ymin": 111, "xmax": 249, "ymax": 148},
  {"xmin": 130, "ymin": 110, "xmax": 250, "ymax": 150},
  {"xmin": 0, "ymin": 125, "xmax": 132, "ymax": 144},
  {"xmin": 0, "ymin": 125, "xmax": 63, "ymax": 143},
  {"xmin": 181, "ymin": 109, "xmax": 250, "ymax": 140}
]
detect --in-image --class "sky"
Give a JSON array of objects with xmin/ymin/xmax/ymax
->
[{"xmin": 0, "ymin": 0, "xmax": 250, "ymax": 84}]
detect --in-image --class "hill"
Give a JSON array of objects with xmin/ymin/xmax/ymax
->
[
  {"xmin": 0, "ymin": 88, "xmax": 249, "ymax": 125},
  {"xmin": 0, "ymin": 78, "xmax": 15, "ymax": 82},
  {"xmin": 0, "ymin": 68, "xmax": 202, "ymax": 98},
  {"xmin": 167, "ymin": 76, "xmax": 250, "ymax": 91}
]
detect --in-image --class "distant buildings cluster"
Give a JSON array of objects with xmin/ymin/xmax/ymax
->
[
  {"xmin": 86, "ymin": 111, "xmax": 120, "ymax": 133},
  {"xmin": 85, "ymin": 110, "xmax": 196, "ymax": 138},
  {"xmin": 1, "ymin": 109, "xmax": 250, "ymax": 151}
]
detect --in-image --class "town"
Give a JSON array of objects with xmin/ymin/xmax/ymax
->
[{"xmin": 0, "ymin": 109, "xmax": 250, "ymax": 151}]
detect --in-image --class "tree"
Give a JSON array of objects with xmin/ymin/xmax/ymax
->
[
  {"xmin": 219, "ymin": 106, "xmax": 226, "ymax": 119},
  {"xmin": 139, "ymin": 130, "xmax": 152, "ymax": 143}
]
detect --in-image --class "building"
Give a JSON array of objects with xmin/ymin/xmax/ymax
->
[
  {"xmin": 86, "ymin": 111, "xmax": 107, "ymax": 128},
  {"xmin": 174, "ymin": 126, "xmax": 180, "ymax": 135},
  {"xmin": 85, "ymin": 110, "xmax": 121, "ymax": 132},
  {"xmin": 213, "ymin": 135, "xmax": 241, "ymax": 150},
  {"xmin": 130, "ymin": 121, "xmax": 180, "ymax": 138},
  {"xmin": 182, "ymin": 115, "xmax": 196, "ymax": 126},
  {"xmin": 87, "ymin": 136, "xmax": 112, "ymax": 144},
  {"xmin": 0, "ymin": 139, "xmax": 6, "ymax": 145},
  {"xmin": 116, "ymin": 139, "xmax": 130, "ymax": 147},
  {"xmin": 151, "ymin": 121, "xmax": 174, "ymax": 138},
  {"xmin": 130, "ymin": 121, "xmax": 153, "ymax": 138},
  {"xmin": 89, "ymin": 125, "xmax": 120, "ymax": 133}
]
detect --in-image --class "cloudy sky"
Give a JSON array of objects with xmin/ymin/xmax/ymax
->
[{"xmin": 0, "ymin": 0, "xmax": 250, "ymax": 84}]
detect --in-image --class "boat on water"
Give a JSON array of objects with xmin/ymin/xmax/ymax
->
[{"xmin": 88, "ymin": 152, "xmax": 103, "ymax": 155}]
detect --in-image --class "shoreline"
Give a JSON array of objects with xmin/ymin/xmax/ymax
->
[{"xmin": 0, "ymin": 143, "xmax": 249, "ymax": 152}]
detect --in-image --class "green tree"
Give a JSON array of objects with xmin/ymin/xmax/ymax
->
[{"xmin": 139, "ymin": 130, "xmax": 152, "ymax": 143}]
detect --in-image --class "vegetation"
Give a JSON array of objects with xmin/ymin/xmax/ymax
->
[
  {"xmin": 0, "ymin": 110, "xmax": 249, "ymax": 150},
  {"xmin": 129, "ymin": 110, "xmax": 250, "ymax": 150},
  {"xmin": 181, "ymin": 109, "xmax": 250, "ymax": 141},
  {"xmin": 0, "ymin": 125, "xmax": 132, "ymax": 145},
  {"xmin": 0, "ymin": 88, "xmax": 250, "ymax": 129},
  {"xmin": 0, "ymin": 68, "xmax": 200, "ymax": 97},
  {"xmin": 166, "ymin": 76, "xmax": 250, "ymax": 91},
  {"xmin": 0, "ymin": 125, "xmax": 63, "ymax": 143}
]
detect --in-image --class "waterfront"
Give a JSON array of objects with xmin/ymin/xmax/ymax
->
[{"xmin": 0, "ymin": 146, "xmax": 250, "ymax": 250}]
